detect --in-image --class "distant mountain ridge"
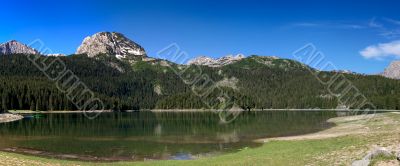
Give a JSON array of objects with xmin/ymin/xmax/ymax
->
[
  {"xmin": 0, "ymin": 40, "xmax": 39, "ymax": 55},
  {"xmin": 188, "ymin": 54, "xmax": 246, "ymax": 67}
]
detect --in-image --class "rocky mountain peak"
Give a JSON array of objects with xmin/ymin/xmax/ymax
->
[
  {"xmin": 381, "ymin": 60, "xmax": 400, "ymax": 79},
  {"xmin": 0, "ymin": 40, "xmax": 39, "ymax": 55},
  {"xmin": 76, "ymin": 32, "xmax": 146, "ymax": 59},
  {"xmin": 188, "ymin": 54, "xmax": 245, "ymax": 67}
]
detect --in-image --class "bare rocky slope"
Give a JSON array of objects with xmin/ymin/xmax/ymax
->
[{"xmin": 187, "ymin": 54, "xmax": 246, "ymax": 67}]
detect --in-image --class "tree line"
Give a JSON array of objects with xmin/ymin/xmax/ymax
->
[{"xmin": 1, "ymin": 54, "xmax": 400, "ymax": 112}]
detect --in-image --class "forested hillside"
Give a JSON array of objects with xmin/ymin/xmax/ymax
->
[{"xmin": 0, "ymin": 54, "xmax": 399, "ymax": 112}]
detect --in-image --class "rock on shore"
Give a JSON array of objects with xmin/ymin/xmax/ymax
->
[
  {"xmin": 0, "ymin": 113, "xmax": 24, "ymax": 123},
  {"xmin": 352, "ymin": 147, "xmax": 393, "ymax": 166}
]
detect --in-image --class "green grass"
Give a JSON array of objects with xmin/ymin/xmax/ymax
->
[
  {"xmin": 369, "ymin": 154, "xmax": 397, "ymax": 166},
  {"xmin": 118, "ymin": 136, "xmax": 363, "ymax": 166},
  {"xmin": 0, "ymin": 136, "xmax": 365, "ymax": 166}
]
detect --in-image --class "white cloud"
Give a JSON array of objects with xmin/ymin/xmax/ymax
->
[
  {"xmin": 288, "ymin": 22, "xmax": 366, "ymax": 29},
  {"xmin": 292, "ymin": 22, "xmax": 321, "ymax": 27},
  {"xmin": 360, "ymin": 40, "xmax": 400, "ymax": 59},
  {"xmin": 383, "ymin": 18, "xmax": 400, "ymax": 26},
  {"xmin": 368, "ymin": 17, "xmax": 383, "ymax": 28},
  {"xmin": 368, "ymin": 17, "xmax": 400, "ymax": 39}
]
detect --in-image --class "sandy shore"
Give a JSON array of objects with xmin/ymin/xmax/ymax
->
[
  {"xmin": 0, "ymin": 114, "xmax": 24, "ymax": 123},
  {"xmin": 255, "ymin": 112, "xmax": 394, "ymax": 142}
]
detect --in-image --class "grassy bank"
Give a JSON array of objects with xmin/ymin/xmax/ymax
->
[{"xmin": 0, "ymin": 113, "xmax": 399, "ymax": 166}]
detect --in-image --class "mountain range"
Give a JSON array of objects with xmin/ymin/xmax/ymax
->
[
  {"xmin": 0, "ymin": 32, "xmax": 398, "ymax": 79},
  {"xmin": 0, "ymin": 32, "xmax": 399, "ymax": 112}
]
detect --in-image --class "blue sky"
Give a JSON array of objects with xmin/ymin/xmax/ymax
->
[{"xmin": 2, "ymin": 0, "xmax": 400, "ymax": 74}]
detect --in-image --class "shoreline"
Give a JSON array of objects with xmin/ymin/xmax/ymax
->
[
  {"xmin": 0, "ymin": 113, "xmax": 24, "ymax": 123},
  {"xmin": 8, "ymin": 109, "xmax": 400, "ymax": 114}
]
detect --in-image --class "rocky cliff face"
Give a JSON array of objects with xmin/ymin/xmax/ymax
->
[
  {"xmin": 188, "ymin": 54, "xmax": 245, "ymax": 67},
  {"xmin": 76, "ymin": 32, "xmax": 146, "ymax": 58},
  {"xmin": 382, "ymin": 61, "xmax": 400, "ymax": 79},
  {"xmin": 47, "ymin": 53, "xmax": 66, "ymax": 57},
  {"xmin": 332, "ymin": 70, "xmax": 359, "ymax": 75},
  {"xmin": 0, "ymin": 40, "xmax": 39, "ymax": 55}
]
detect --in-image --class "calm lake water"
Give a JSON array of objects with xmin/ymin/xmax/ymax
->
[{"xmin": 0, "ymin": 111, "xmax": 338, "ymax": 161}]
